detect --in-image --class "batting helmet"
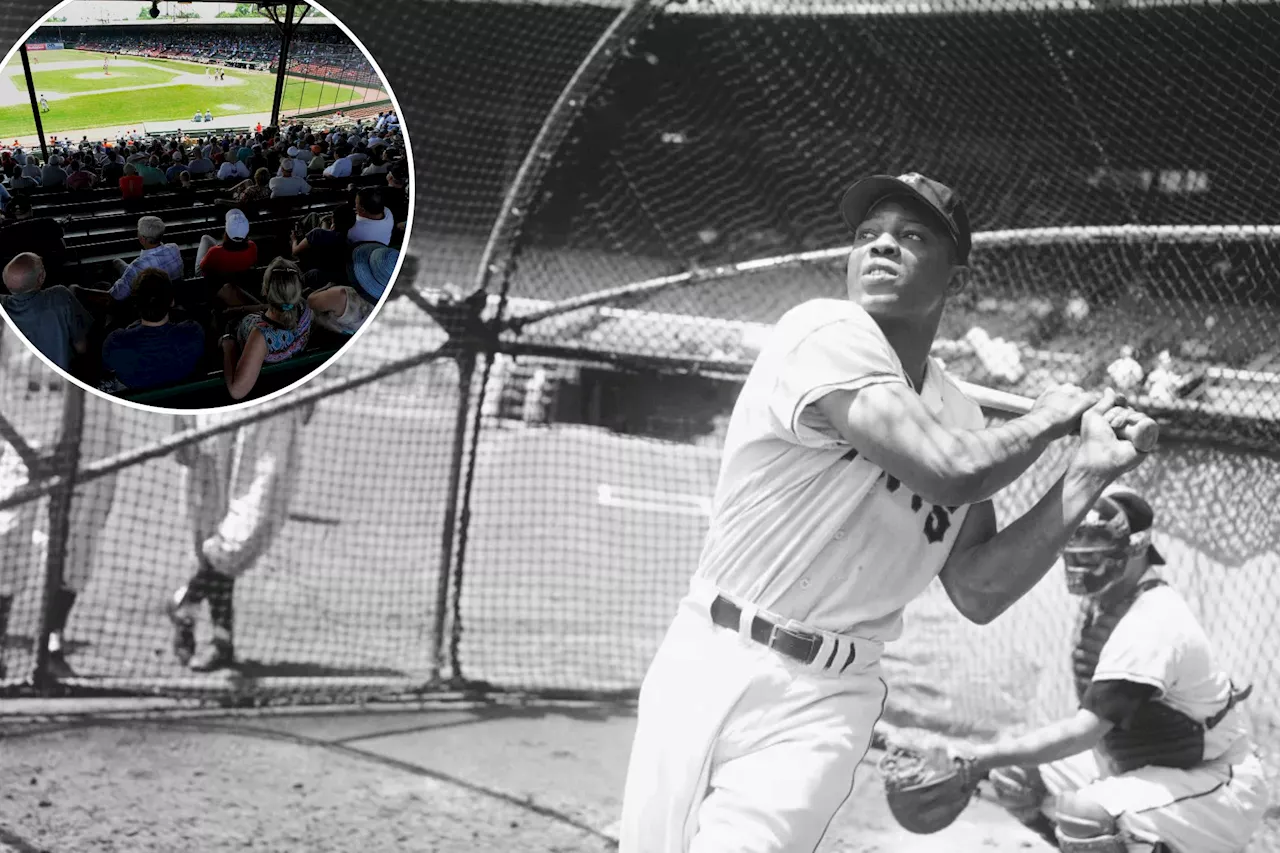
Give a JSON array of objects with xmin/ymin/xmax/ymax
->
[{"xmin": 1063, "ymin": 486, "xmax": 1165, "ymax": 597}]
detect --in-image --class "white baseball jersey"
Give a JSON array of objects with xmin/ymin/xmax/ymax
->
[
  {"xmin": 1092, "ymin": 579, "xmax": 1251, "ymax": 764},
  {"xmin": 695, "ymin": 298, "xmax": 985, "ymax": 642}
]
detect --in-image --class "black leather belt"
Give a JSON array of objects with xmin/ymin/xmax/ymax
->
[{"xmin": 710, "ymin": 595, "xmax": 826, "ymax": 666}]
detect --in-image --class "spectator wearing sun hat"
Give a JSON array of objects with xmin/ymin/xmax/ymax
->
[
  {"xmin": 196, "ymin": 209, "xmax": 258, "ymax": 279},
  {"xmin": 307, "ymin": 241, "xmax": 398, "ymax": 336}
]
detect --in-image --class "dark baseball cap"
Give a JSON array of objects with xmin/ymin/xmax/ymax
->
[
  {"xmin": 1098, "ymin": 486, "xmax": 1167, "ymax": 566},
  {"xmin": 839, "ymin": 172, "xmax": 972, "ymax": 264}
]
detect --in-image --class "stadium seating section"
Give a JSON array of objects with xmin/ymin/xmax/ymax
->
[{"xmin": 16, "ymin": 164, "xmax": 398, "ymax": 408}]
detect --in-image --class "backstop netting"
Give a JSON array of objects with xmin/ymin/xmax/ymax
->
[
  {"xmin": 437, "ymin": 0, "xmax": 1280, "ymax": 842},
  {"xmin": 3, "ymin": 0, "xmax": 1279, "ymax": 845},
  {"xmin": 277, "ymin": 17, "xmax": 388, "ymax": 120}
]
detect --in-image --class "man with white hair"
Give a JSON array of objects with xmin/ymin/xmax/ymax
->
[
  {"xmin": 268, "ymin": 159, "xmax": 310, "ymax": 198},
  {"xmin": 73, "ymin": 216, "xmax": 184, "ymax": 314},
  {"xmin": 20, "ymin": 155, "xmax": 43, "ymax": 184},
  {"xmin": 0, "ymin": 253, "xmax": 91, "ymax": 372}
]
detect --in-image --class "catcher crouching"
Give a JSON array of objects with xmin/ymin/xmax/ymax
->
[{"xmin": 959, "ymin": 486, "xmax": 1268, "ymax": 852}]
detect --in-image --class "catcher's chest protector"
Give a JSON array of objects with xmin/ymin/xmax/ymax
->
[
  {"xmin": 1071, "ymin": 579, "xmax": 1166, "ymax": 703},
  {"xmin": 1072, "ymin": 579, "xmax": 1212, "ymax": 774}
]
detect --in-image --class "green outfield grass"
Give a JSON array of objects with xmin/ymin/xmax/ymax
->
[
  {"xmin": 21, "ymin": 65, "xmax": 182, "ymax": 94},
  {"xmin": 0, "ymin": 50, "xmax": 376, "ymax": 138}
]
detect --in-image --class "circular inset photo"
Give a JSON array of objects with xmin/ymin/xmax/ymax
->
[{"xmin": 0, "ymin": 0, "xmax": 413, "ymax": 411}]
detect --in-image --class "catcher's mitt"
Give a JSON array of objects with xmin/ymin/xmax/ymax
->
[{"xmin": 879, "ymin": 743, "xmax": 983, "ymax": 834}]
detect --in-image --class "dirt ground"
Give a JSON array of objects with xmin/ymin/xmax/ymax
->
[{"xmin": 0, "ymin": 700, "xmax": 1050, "ymax": 853}]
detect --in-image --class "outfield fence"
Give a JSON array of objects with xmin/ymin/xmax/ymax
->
[{"xmin": 3, "ymin": 0, "xmax": 1279, "ymax": 845}]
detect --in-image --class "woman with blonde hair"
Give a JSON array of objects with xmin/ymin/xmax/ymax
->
[{"xmin": 217, "ymin": 257, "xmax": 313, "ymax": 400}]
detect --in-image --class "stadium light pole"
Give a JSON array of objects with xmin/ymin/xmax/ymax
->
[
  {"xmin": 18, "ymin": 46, "xmax": 50, "ymax": 164},
  {"xmin": 263, "ymin": 1, "xmax": 308, "ymax": 130}
]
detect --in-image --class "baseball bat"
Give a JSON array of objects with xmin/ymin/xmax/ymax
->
[{"xmin": 958, "ymin": 381, "xmax": 1159, "ymax": 453}]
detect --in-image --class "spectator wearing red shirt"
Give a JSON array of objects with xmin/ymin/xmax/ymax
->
[
  {"xmin": 119, "ymin": 163, "xmax": 144, "ymax": 200},
  {"xmin": 196, "ymin": 209, "xmax": 258, "ymax": 279},
  {"xmin": 66, "ymin": 160, "xmax": 97, "ymax": 191}
]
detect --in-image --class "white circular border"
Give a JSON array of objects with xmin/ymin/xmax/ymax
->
[{"xmin": 0, "ymin": 0, "xmax": 417, "ymax": 417}]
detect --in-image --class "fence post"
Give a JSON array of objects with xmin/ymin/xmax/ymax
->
[
  {"xmin": 32, "ymin": 385, "xmax": 84, "ymax": 692},
  {"xmin": 428, "ymin": 347, "xmax": 478, "ymax": 684}
]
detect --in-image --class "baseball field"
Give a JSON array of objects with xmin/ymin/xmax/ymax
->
[
  {"xmin": 2, "ymin": 241, "xmax": 1279, "ymax": 849},
  {"xmin": 0, "ymin": 48, "xmax": 380, "ymax": 141}
]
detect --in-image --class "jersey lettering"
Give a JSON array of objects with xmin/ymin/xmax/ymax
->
[{"xmin": 850, "ymin": 466, "xmax": 955, "ymax": 544}]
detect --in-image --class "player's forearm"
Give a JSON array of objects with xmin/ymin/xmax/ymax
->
[
  {"xmin": 945, "ymin": 411, "xmax": 1063, "ymax": 505},
  {"xmin": 970, "ymin": 710, "xmax": 1110, "ymax": 773},
  {"xmin": 948, "ymin": 468, "xmax": 1109, "ymax": 622}
]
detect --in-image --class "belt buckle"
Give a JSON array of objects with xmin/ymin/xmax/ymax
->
[{"xmin": 767, "ymin": 623, "xmax": 784, "ymax": 650}]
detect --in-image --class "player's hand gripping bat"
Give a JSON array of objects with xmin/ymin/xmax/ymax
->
[{"xmin": 958, "ymin": 381, "xmax": 1159, "ymax": 452}]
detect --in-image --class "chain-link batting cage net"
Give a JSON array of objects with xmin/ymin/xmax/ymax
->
[
  {"xmin": 274, "ymin": 9, "xmax": 389, "ymax": 121},
  {"xmin": 4, "ymin": 0, "xmax": 1280, "ymax": 843}
]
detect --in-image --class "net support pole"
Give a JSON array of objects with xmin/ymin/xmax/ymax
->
[
  {"xmin": 428, "ymin": 348, "xmax": 478, "ymax": 683},
  {"xmin": 32, "ymin": 386, "xmax": 84, "ymax": 691},
  {"xmin": 427, "ymin": 0, "xmax": 665, "ymax": 687},
  {"xmin": 266, "ymin": 1, "xmax": 302, "ymax": 129},
  {"xmin": 19, "ymin": 46, "xmax": 50, "ymax": 164}
]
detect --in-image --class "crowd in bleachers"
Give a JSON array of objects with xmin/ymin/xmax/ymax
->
[
  {"xmin": 73, "ymin": 30, "xmax": 366, "ymax": 73},
  {"xmin": 0, "ymin": 111, "xmax": 409, "ymax": 403}
]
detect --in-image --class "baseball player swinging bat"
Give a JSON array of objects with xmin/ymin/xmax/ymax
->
[{"xmin": 957, "ymin": 381, "xmax": 1159, "ymax": 453}]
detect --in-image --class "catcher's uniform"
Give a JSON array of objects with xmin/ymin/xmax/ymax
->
[
  {"xmin": 1038, "ymin": 577, "xmax": 1268, "ymax": 852},
  {"xmin": 181, "ymin": 408, "xmax": 305, "ymax": 579},
  {"xmin": 620, "ymin": 298, "xmax": 984, "ymax": 852}
]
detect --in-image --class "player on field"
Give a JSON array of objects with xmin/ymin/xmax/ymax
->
[
  {"xmin": 618, "ymin": 172, "xmax": 1151, "ymax": 852},
  {"xmin": 962, "ymin": 486, "xmax": 1267, "ymax": 853},
  {"xmin": 167, "ymin": 405, "xmax": 311, "ymax": 672},
  {"xmin": 38, "ymin": 95, "xmax": 49, "ymax": 113}
]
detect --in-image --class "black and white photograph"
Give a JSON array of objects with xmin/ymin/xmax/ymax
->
[{"xmin": 2, "ymin": 0, "xmax": 1278, "ymax": 851}]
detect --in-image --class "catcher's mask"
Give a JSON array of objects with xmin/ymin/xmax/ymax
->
[{"xmin": 1063, "ymin": 486, "xmax": 1165, "ymax": 597}]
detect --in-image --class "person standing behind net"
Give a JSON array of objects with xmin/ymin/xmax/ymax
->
[
  {"xmin": 618, "ymin": 172, "xmax": 1150, "ymax": 853},
  {"xmin": 167, "ymin": 403, "xmax": 311, "ymax": 672},
  {"xmin": 0, "ymin": 329, "xmax": 119, "ymax": 681}
]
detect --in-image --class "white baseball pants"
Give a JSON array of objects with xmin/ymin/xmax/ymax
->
[
  {"xmin": 183, "ymin": 410, "xmax": 304, "ymax": 579},
  {"xmin": 1040, "ymin": 743, "xmax": 1269, "ymax": 853},
  {"xmin": 620, "ymin": 580, "xmax": 888, "ymax": 853}
]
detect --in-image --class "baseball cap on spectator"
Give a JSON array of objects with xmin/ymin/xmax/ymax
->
[
  {"xmin": 839, "ymin": 172, "xmax": 972, "ymax": 265},
  {"xmin": 225, "ymin": 209, "xmax": 250, "ymax": 240},
  {"xmin": 287, "ymin": 146, "xmax": 299, "ymax": 157},
  {"xmin": 348, "ymin": 242, "xmax": 399, "ymax": 303}
]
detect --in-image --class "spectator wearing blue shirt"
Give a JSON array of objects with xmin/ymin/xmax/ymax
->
[
  {"xmin": 72, "ymin": 215, "xmax": 185, "ymax": 315},
  {"xmin": 101, "ymin": 268, "xmax": 205, "ymax": 391},
  {"xmin": 166, "ymin": 153, "xmax": 190, "ymax": 184},
  {"xmin": 0, "ymin": 252, "xmax": 92, "ymax": 373}
]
